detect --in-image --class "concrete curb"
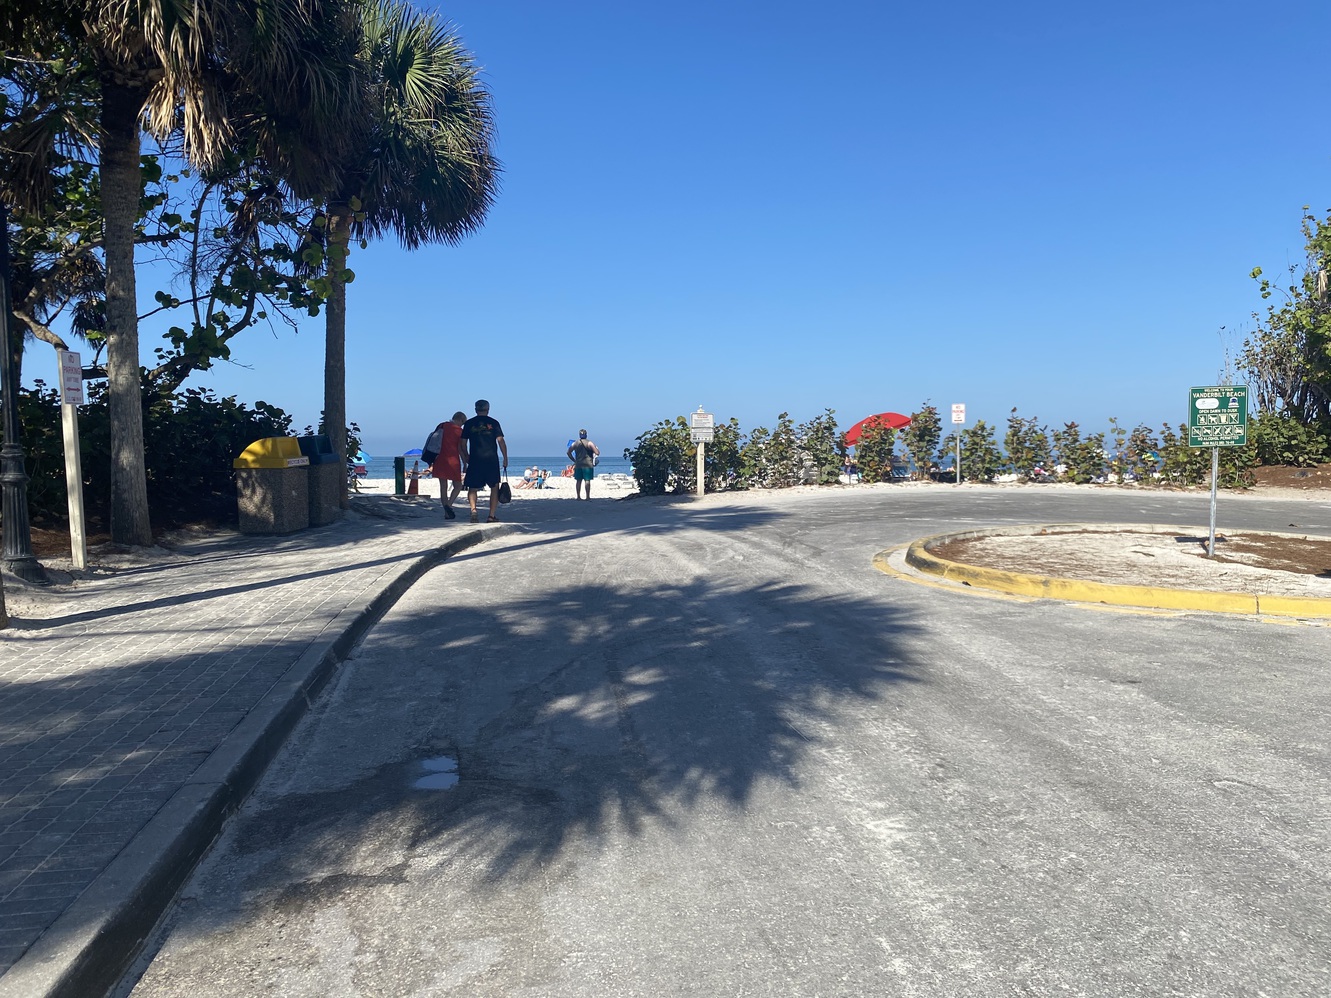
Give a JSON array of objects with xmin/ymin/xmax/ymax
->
[
  {"xmin": 0, "ymin": 525, "xmax": 509, "ymax": 998},
  {"xmin": 901, "ymin": 523, "xmax": 1331, "ymax": 618}
]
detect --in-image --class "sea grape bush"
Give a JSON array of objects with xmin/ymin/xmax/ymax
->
[
  {"xmin": 1250, "ymin": 411, "xmax": 1326, "ymax": 466},
  {"xmin": 797, "ymin": 409, "xmax": 843, "ymax": 484},
  {"xmin": 625, "ymin": 398, "xmax": 1326, "ymax": 497},
  {"xmin": 854, "ymin": 420, "xmax": 897, "ymax": 484},
  {"xmin": 898, "ymin": 402, "xmax": 940, "ymax": 480},
  {"xmin": 9, "ymin": 381, "xmax": 295, "ymax": 527},
  {"xmin": 1049, "ymin": 423, "xmax": 1102, "ymax": 483},
  {"xmin": 939, "ymin": 420, "xmax": 1003, "ymax": 482},
  {"xmin": 624, "ymin": 417, "xmax": 694, "ymax": 495},
  {"xmin": 1004, "ymin": 408, "xmax": 1053, "ymax": 479}
]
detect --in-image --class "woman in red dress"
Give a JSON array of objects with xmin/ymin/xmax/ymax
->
[{"xmin": 431, "ymin": 411, "xmax": 466, "ymax": 519}]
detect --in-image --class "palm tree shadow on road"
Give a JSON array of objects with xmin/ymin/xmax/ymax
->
[{"xmin": 226, "ymin": 570, "xmax": 924, "ymax": 910}]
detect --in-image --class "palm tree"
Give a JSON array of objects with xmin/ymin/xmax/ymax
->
[
  {"xmin": 1, "ymin": 1, "xmax": 362, "ymax": 544},
  {"xmin": 320, "ymin": 0, "xmax": 500, "ymax": 492}
]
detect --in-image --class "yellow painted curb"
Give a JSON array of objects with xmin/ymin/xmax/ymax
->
[{"xmin": 900, "ymin": 524, "xmax": 1331, "ymax": 619}]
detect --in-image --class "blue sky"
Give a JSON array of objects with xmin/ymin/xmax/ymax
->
[{"xmin": 30, "ymin": 0, "xmax": 1331, "ymax": 457}]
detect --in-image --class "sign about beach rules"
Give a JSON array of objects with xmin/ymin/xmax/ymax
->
[{"xmin": 1188, "ymin": 385, "xmax": 1248, "ymax": 448}]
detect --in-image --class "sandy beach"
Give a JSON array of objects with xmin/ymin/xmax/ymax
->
[{"xmin": 352, "ymin": 470, "xmax": 639, "ymax": 501}]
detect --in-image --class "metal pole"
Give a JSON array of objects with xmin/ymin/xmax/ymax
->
[
  {"xmin": 1207, "ymin": 446, "xmax": 1219, "ymax": 557},
  {"xmin": 0, "ymin": 200, "xmax": 48, "ymax": 584},
  {"xmin": 696, "ymin": 441, "xmax": 705, "ymax": 497},
  {"xmin": 59, "ymin": 351, "xmax": 87, "ymax": 570},
  {"xmin": 955, "ymin": 435, "xmax": 961, "ymax": 485}
]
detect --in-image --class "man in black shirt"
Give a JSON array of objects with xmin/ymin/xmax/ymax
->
[{"xmin": 459, "ymin": 399, "xmax": 508, "ymax": 523}]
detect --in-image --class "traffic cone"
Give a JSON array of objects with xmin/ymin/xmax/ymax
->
[{"xmin": 408, "ymin": 460, "xmax": 419, "ymax": 495}]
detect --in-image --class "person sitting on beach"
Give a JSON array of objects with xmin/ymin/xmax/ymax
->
[
  {"xmin": 516, "ymin": 466, "xmax": 538, "ymax": 489},
  {"xmin": 562, "ymin": 465, "xmax": 574, "ymax": 477}
]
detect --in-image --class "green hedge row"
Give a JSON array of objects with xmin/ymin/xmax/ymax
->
[
  {"xmin": 625, "ymin": 404, "xmax": 1328, "ymax": 496},
  {"xmin": 5, "ymin": 380, "xmax": 294, "ymax": 529}
]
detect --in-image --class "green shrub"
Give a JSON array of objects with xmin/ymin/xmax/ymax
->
[
  {"xmin": 625, "ymin": 417, "xmax": 693, "ymax": 495},
  {"xmin": 941, "ymin": 419, "xmax": 1003, "ymax": 482},
  {"xmin": 898, "ymin": 401, "xmax": 940, "ymax": 480},
  {"xmin": 1251, "ymin": 411, "xmax": 1327, "ymax": 466},
  {"xmin": 797, "ymin": 409, "xmax": 843, "ymax": 484},
  {"xmin": 1052, "ymin": 422, "xmax": 1106, "ymax": 483},
  {"xmin": 9, "ymin": 380, "xmax": 295, "ymax": 528},
  {"xmin": 1157, "ymin": 423, "xmax": 1209, "ymax": 486},
  {"xmin": 1004, "ymin": 408, "xmax": 1052, "ymax": 479},
  {"xmin": 741, "ymin": 412, "xmax": 804, "ymax": 488},
  {"xmin": 855, "ymin": 420, "xmax": 897, "ymax": 483},
  {"xmin": 703, "ymin": 418, "xmax": 746, "ymax": 491}
]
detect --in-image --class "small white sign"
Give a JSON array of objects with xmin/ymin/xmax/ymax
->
[
  {"xmin": 951, "ymin": 403, "xmax": 966, "ymax": 424},
  {"xmin": 58, "ymin": 350, "xmax": 84, "ymax": 405},
  {"xmin": 690, "ymin": 409, "xmax": 714, "ymax": 430},
  {"xmin": 690, "ymin": 429, "xmax": 715, "ymax": 444}
]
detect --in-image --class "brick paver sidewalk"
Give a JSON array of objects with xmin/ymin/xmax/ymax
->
[{"xmin": 0, "ymin": 495, "xmax": 491, "ymax": 996}]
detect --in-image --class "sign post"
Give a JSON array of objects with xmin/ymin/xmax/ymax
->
[
  {"xmin": 1188, "ymin": 385, "xmax": 1248, "ymax": 557},
  {"xmin": 951, "ymin": 403, "xmax": 966, "ymax": 484},
  {"xmin": 57, "ymin": 349, "xmax": 87, "ymax": 570},
  {"xmin": 690, "ymin": 407, "xmax": 714, "ymax": 498}
]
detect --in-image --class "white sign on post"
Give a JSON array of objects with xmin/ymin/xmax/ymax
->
[
  {"xmin": 692, "ymin": 407, "xmax": 713, "ymax": 497},
  {"xmin": 950, "ymin": 403, "xmax": 965, "ymax": 485},
  {"xmin": 55, "ymin": 350, "xmax": 88, "ymax": 570},
  {"xmin": 59, "ymin": 350, "xmax": 84, "ymax": 405}
]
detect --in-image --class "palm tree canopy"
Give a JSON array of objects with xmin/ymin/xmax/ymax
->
[
  {"xmin": 342, "ymin": 0, "xmax": 500, "ymax": 248},
  {"xmin": 0, "ymin": 1, "xmax": 365, "ymax": 201}
]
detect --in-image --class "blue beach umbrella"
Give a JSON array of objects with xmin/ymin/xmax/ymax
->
[{"xmin": 404, "ymin": 448, "xmax": 423, "ymax": 457}]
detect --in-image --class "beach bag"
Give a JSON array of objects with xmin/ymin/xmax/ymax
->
[
  {"xmin": 497, "ymin": 478, "xmax": 512, "ymax": 504},
  {"xmin": 421, "ymin": 425, "xmax": 444, "ymax": 465}
]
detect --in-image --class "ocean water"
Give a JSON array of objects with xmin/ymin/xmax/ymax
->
[{"xmin": 358, "ymin": 454, "xmax": 634, "ymax": 479}]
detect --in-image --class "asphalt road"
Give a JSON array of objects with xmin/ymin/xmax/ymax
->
[{"xmin": 123, "ymin": 486, "xmax": 1331, "ymax": 997}]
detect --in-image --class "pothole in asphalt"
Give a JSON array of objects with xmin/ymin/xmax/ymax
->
[{"xmin": 412, "ymin": 755, "xmax": 460, "ymax": 790}]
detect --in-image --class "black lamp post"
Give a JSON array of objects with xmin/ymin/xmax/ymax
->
[{"xmin": 0, "ymin": 200, "xmax": 49, "ymax": 585}]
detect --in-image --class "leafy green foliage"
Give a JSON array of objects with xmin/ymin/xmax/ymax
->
[
  {"xmin": 1156, "ymin": 423, "xmax": 1209, "ymax": 486},
  {"xmin": 1051, "ymin": 422, "xmax": 1106, "ymax": 483},
  {"xmin": 939, "ymin": 420, "xmax": 1002, "ymax": 482},
  {"xmin": 11, "ymin": 381, "xmax": 294, "ymax": 528},
  {"xmin": 854, "ymin": 420, "xmax": 897, "ymax": 483},
  {"xmin": 1250, "ymin": 410, "xmax": 1327, "ymax": 467},
  {"xmin": 625, "ymin": 417, "xmax": 693, "ymax": 495},
  {"xmin": 1004, "ymin": 408, "xmax": 1052, "ymax": 480},
  {"xmin": 741, "ymin": 412, "xmax": 803, "ymax": 488},
  {"xmin": 704, "ymin": 418, "xmax": 746, "ymax": 491},
  {"xmin": 1240, "ymin": 208, "xmax": 1331, "ymax": 425},
  {"xmin": 898, "ymin": 402, "xmax": 940, "ymax": 480},
  {"xmin": 797, "ymin": 409, "xmax": 843, "ymax": 484}
]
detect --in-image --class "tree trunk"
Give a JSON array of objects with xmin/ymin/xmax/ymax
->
[
  {"xmin": 323, "ymin": 202, "xmax": 351, "ymax": 507},
  {"xmin": 100, "ymin": 78, "xmax": 153, "ymax": 546}
]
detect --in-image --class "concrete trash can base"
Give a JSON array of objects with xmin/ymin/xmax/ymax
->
[
  {"xmin": 233, "ymin": 437, "xmax": 311, "ymax": 534},
  {"xmin": 307, "ymin": 461, "xmax": 342, "ymax": 526}
]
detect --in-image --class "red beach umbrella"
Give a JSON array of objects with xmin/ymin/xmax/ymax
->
[{"xmin": 843, "ymin": 412, "xmax": 911, "ymax": 446}]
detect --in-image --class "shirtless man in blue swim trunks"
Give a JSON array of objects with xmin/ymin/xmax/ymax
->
[{"xmin": 566, "ymin": 429, "xmax": 600, "ymax": 500}]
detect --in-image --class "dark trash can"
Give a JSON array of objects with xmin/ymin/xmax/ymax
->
[{"xmin": 298, "ymin": 434, "xmax": 343, "ymax": 526}]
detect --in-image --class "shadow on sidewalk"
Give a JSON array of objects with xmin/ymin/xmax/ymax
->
[{"xmin": 174, "ymin": 566, "xmax": 923, "ymax": 933}]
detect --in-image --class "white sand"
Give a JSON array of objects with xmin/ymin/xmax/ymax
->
[{"xmin": 352, "ymin": 471, "xmax": 638, "ymax": 501}]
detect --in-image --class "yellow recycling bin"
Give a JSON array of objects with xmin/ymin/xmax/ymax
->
[{"xmin": 233, "ymin": 437, "xmax": 311, "ymax": 534}]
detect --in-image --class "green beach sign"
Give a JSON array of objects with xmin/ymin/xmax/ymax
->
[{"xmin": 1188, "ymin": 385, "xmax": 1248, "ymax": 448}]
